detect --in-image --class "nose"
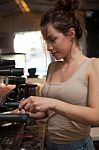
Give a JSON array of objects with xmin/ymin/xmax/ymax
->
[{"xmin": 47, "ymin": 44, "xmax": 53, "ymax": 51}]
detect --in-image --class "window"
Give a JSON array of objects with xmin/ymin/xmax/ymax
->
[{"xmin": 14, "ymin": 31, "xmax": 51, "ymax": 76}]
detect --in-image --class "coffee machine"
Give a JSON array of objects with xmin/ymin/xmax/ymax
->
[
  {"xmin": 0, "ymin": 59, "xmax": 41, "ymax": 150},
  {"xmin": 0, "ymin": 62, "xmax": 26, "ymax": 111},
  {"xmin": 0, "ymin": 59, "xmax": 29, "ymax": 150}
]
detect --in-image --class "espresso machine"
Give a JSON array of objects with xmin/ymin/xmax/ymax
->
[
  {"xmin": 0, "ymin": 59, "xmax": 41, "ymax": 150},
  {"xmin": 0, "ymin": 59, "xmax": 29, "ymax": 150},
  {"xmin": 0, "ymin": 59, "xmax": 26, "ymax": 111}
]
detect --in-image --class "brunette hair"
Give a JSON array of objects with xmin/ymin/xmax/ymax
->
[{"xmin": 40, "ymin": 0, "xmax": 82, "ymax": 40}]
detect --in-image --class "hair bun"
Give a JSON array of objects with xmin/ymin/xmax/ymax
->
[{"xmin": 55, "ymin": 0, "xmax": 79, "ymax": 12}]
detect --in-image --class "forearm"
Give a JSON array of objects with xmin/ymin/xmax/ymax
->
[{"xmin": 52, "ymin": 100, "xmax": 99, "ymax": 125}]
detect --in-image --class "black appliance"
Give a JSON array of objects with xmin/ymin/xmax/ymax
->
[{"xmin": 0, "ymin": 59, "xmax": 41, "ymax": 150}]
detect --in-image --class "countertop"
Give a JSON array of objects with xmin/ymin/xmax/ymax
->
[{"xmin": 91, "ymin": 127, "xmax": 99, "ymax": 141}]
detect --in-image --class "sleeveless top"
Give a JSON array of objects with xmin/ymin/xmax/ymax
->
[{"xmin": 41, "ymin": 59, "xmax": 92, "ymax": 144}]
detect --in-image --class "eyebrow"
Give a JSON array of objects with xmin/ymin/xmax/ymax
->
[{"xmin": 47, "ymin": 34, "xmax": 55, "ymax": 40}]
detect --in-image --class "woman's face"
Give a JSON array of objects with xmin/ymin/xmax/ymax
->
[{"xmin": 44, "ymin": 24, "xmax": 73, "ymax": 60}]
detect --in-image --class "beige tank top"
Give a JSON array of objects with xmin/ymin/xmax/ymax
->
[{"xmin": 41, "ymin": 59, "xmax": 92, "ymax": 144}]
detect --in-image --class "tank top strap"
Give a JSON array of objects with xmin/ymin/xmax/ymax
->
[{"xmin": 76, "ymin": 58, "xmax": 95, "ymax": 77}]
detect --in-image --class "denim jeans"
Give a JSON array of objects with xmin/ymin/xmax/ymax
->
[{"xmin": 45, "ymin": 136, "xmax": 95, "ymax": 150}]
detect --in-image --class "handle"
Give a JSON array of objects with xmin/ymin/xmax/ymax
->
[
  {"xmin": 4, "ymin": 102, "xmax": 19, "ymax": 109},
  {"xmin": 0, "ymin": 114, "xmax": 29, "ymax": 123}
]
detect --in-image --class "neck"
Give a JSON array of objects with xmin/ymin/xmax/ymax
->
[{"xmin": 63, "ymin": 48, "xmax": 86, "ymax": 64}]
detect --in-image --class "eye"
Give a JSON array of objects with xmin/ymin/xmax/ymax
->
[
  {"xmin": 49, "ymin": 37, "xmax": 57, "ymax": 43},
  {"xmin": 51, "ymin": 38, "xmax": 56, "ymax": 42},
  {"xmin": 46, "ymin": 36, "xmax": 57, "ymax": 44}
]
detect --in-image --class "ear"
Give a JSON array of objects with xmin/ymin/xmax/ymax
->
[{"xmin": 66, "ymin": 28, "xmax": 75, "ymax": 39}]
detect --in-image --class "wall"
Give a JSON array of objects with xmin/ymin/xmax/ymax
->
[
  {"xmin": 86, "ymin": 10, "xmax": 99, "ymax": 57},
  {"xmin": 0, "ymin": 11, "xmax": 87, "ymax": 55},
  {"xmin": 0, "ymin": 12, "xmax": 87, "ymax": 55},
  {"xmin": 0, "ymin": 13, "xmax": 41, "ymax": 53}
]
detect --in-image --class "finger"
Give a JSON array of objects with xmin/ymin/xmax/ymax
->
[
  {"xmin": 24, "ymin": 101, "xmax": 33, "ymax": 112},
  {"xmin": 19, "ymin": 96, "xmax": 34, "ymax": 110},
  {"xmin": 20, "ymin": 98, "xmax": 25, "ymax": 102},
  {"xmin": 20, "ymin": 109, "xmax": 26, "ymax": 113},
  {"xmin": 12, "ymin": 109, "xmax": 19, "ymax": 113},
  {"xmin": 29, "ymin": 105, "xmax": 36, "ymax": 113},
  {"xmin": 18, "ymin": 98, "xmax": 29, "ymax": 110}
]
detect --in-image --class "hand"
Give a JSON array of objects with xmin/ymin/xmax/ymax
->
[
  {"xmin": 12, "ymin": 108, "xmax": 26, "ymax": 114},
  {"xmin": 12, "ymin": 108, "xmax": 33, "ymax": 115},
  {"xmin": 18, "ymin": 96, "xmax": 55, "ymax": 113}
]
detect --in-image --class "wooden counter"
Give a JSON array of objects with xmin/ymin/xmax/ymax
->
[{"xmin": 26, "ymin": 76, "xmax": 46, "ymax": 96}]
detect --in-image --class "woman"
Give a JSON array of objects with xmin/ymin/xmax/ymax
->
[{"xmin": 18, "ymin": 0, "xmax": 99, "ymax": 149}]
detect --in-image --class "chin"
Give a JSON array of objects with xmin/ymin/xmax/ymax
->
[{"xmin": 55, "ymin": 56, "xmax": 62, "ymax": 60}]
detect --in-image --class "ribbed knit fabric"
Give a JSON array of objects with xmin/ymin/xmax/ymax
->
[{"xmin": 41, "ymin": 59, "xmax": 93, "ymax": 144}]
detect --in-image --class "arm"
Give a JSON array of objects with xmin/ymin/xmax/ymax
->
[{"xmin": 19, "ymin": 59, "xmax": 99, "ymax": 125}]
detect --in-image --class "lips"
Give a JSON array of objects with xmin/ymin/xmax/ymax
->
[
  {"xmin": 53, "ymin": 52, "xmax": 59, "ymax": 57},
  {"xmin": 51, "ymin": 51, "xmax": 57, "ymax": 56}
]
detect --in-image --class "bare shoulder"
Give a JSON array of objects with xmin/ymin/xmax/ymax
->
[
  {"xmin": 88, "ymin": 58, "xmax": 99, "ymax": 75},
  {"xmin": 46, "ymin": 61, "xmax": 62, "ymax": 79},
  {"xmin": 90, "ymin": 58, "xmax": 99, "ymax": 69},
  {"xmin": 48, "ymin": 61, "xmax": 61, "ymax": 70},
  {"xmin": 48, "ymin": 61, "xmax": 56, "ymax": 69},
  {"xmin": 46, "ymin": 61, "xmax": 58, "ymax": 79}
]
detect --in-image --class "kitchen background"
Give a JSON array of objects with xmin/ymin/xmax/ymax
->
[{"xmin": 0, "ymin": 0, "xmax": 99, "ymax": 77}]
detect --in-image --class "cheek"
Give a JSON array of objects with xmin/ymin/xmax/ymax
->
[
  {"xmin": 62, "ymin": 39, "xmax": 71, "ymax": 51},
  {"xmin": 57, "ymin": 39, "xmax": 66, "ymax": 49},
  {"xmin": 55, "ymin": 38, "xmax": 69, "ymax": 54},
  {"xmin": 60, "ymin": 42, "xmax": 67, "ymax": 52},
  {"xmin": 60, "ymin": 45, "xmax": 70, "ymax": 57}
]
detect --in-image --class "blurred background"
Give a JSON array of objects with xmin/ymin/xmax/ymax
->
[
  {"xmin": 0, "ymin": 1, "xmax": 99, "ymax": 150},
  {"xmin": 0, "ymin": 0, "xmax": 99, "ymax": 76}
]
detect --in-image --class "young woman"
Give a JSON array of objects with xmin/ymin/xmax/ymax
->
[{"xmin": 18, "ymin": 0, "xmax": 99, "ymax": 149}]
